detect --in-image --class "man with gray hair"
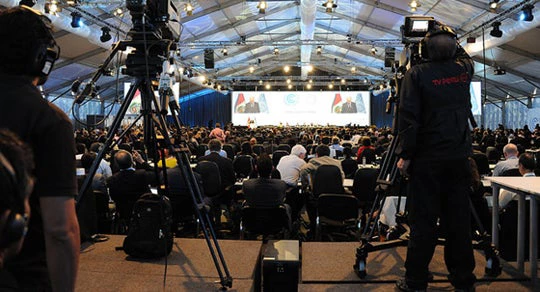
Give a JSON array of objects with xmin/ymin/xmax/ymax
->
[
  {"xmin": 277, "ymin": 145, "xmax": 307, "ymax": 187},
  {"xmin": 492, "ymin": 143, "xmax": 519, "ymax": 176}
]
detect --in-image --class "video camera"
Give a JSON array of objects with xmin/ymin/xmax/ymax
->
[{"xmin": 125, "ymin": 0, "xmax": 180, "ymax": 41}]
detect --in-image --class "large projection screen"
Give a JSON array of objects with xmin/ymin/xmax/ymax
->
[
  {"xmin": 470, "ymin": 81, "xmax": 481, "ymax": 116},
  {"xmin": 231, "ymin": 91, "xmax": 371, "ymax": 126}
]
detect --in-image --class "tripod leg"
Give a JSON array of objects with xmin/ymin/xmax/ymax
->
[{"xmin": 468, "ymin": 197, "xmax": 501, "ymax": 277}]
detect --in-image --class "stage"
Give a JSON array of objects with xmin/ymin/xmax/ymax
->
[{"xmin": 77, "ymin": 235, "xmax": 534, "ymax": 291}]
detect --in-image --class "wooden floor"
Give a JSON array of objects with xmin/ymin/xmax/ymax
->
[{"xmin": 77, "ymin": 235, "xmax": 535, "ymax": 291}]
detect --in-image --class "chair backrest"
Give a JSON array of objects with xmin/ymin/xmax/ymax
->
[
  {"xmin": 471, "ymin": 153, "xmax": 490, "ymax": 176},
  {"xmin": 252, "ymin": 144, "xmax": 265, "ymax": 155},
  {"xmin": 94, "ymin": 190, "xmax": 110, "ymax": 215},
  {"xmin": 342, "ymin": 142, "xmax": 352, "ymax": 149},
  {"xmin": 486, "ymin": 146, "xmax": 501, "ymax": 164},
  {"xmin": 272, "ymin": 150, "xmax": 289, "ymax": 167},
  {"xmin": 359, "ymin": 148, "xmax": 376, "ymax": 164},
  {"xmin": 341, "ymin": 159, "xmax": 358, "ymax": 179},
  {"xmin": 317, "ymin": 193, "xmax": 359, "ymax": 221},
  {"xmin": 196, "ymin": 144, "xmax": 208, "ymax": 158},
  {"xmin": 500, "ymin": 168, "xmax": 521, "ymax": 177},
  {"xmin": 335, "ymin": 149, "xmax": 343, "ymax": 158},
  {"xmin": 312, "ymin": 165, "xmax": 344, "ymax": 197},
  {"xmin": 241, "ymin": 204, "xmax": 289, "ymax": 235},
  {"xmin": 222, "ymin": 144, "xmax": 235, "ymax": 159},
  {"xmin": 194, "ymin": 161, "xmax": 222, "ymax": 197},
  {"xmin": 277, "ymin": 144, "xmax": 291, "ymax": 153},
  {"xmin": 352, "ymin": 168, "xmax": 378, "ymax": 203},
  {"xmin": 233, "ymin": 155, "xmax": 254, "ymax": 178}
]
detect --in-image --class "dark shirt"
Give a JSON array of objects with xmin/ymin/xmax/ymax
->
[
  {"xmin": 107, "ymin": 169, "xmax": 152, "ymax": 218},
  {"xmin": 242, "ymin": 177, "xmax": 287, "ymax": 208},
  {"xmin": 0, "ymin": 74, "xmax": 77, "ymax": 289},
  {"xmin": 198, "ymin": 152, "xmax": 235, "ymax": 190}
]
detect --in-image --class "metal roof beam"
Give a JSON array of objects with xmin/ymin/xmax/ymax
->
[
  {"xmin": 498, "ymin": 44, "xmax": 540, "ymax": 62},
  {"xmin": 472, "ymin": 56, "xmax": 540, "ymax": 85},
  {"xmin": 54, "ymin": 48, "xmax": 108, "ymax": 70},
  {"xmin": 318, "ymin": 7, "xmax": 401, "ymax": 38}
]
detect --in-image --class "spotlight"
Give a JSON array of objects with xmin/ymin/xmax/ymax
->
[
  {"xmin": 71, "ymin": 12, "xmax": 83, "ymax": 28},
  {"xmin": 489, "ymin": 0, "xmax": 499, "ymax": 10},
  {"xmin": 307, "ymin": 65, "xmax": 314, "ymax": 72},
  {"xmin": 66, "ymin": 0, "xmax": 77, "ymax": 5},
  {"xmin": 259, "ymin": 80, "xmax": 263, "ymax": 85},
  {"xmin": 370, "ymin": 46, "xmax": 377, "ymax": 55},
  {"xmin": 351, "ymin": 67, "xmax": 356, "ymax": 73},
  {"xmin": 100, "ymin": 27, "xmax": 112, "ymax": 42},
  {"xmin": 113, "ymin": 7, "xmax": 124, "ymax": 16},
  {"xmin": 490, "ymin": 21, "xmax": 502, "ymax": 38},
  {"xmin": 257, "ymin": 1, "xmax": 267, "ymax": 14},
  {"xmin": 341, "ymin": 78, "xmax": 346, "ymax": 84},
  {"xmin": 288, "ymin": 84, "xmax": 293, "ymax": 89},
  {"xmin": 409, "ymin": 0, "xmax": 421, "ymax": 12},
  {"xmin": 44, "ymin": 1, "xmax": 59, "ymax": 14},
  {"xmin": 286, "ymin": 78, "xmax": 291, "ymax": 84},
  {"xmin": 185, "ymin": 2, "xmax": 193, "ymax": 16},
  {"xmin": 323, "ymin": 0, "xmax": 337, "ymax": 13},
  {"xmin": 494, "ymin": 66, "xmax": 506, "ymax": 75},
  {"xmin": 273, "ymin": 47, "xmax": 279, "ymax": 55},
  {"xmin": 328, "ymin": 83, "xmax": 334, "ymax": 89},
  {"xmin": 316, "ymin": 46, "xmax": 322, "ymax": 55},
  {"xmin": 519, "ymin": 4, "xmax": 534, "ymax": 22},
  {"xmin": 222, "ymin": 48, "xmax": 228, "ymax": 56},
  {"xmin": 308, "ymin": 79, "xmax": 313, "ymax": 84},
  {"xmin": 284, "ymin": 65, "xmax": 290, "ymax": 73},
  {"xmin": 19, "ymin": 0, "xmax": 35, "ymax": 7},
  {"xmin": 306, "ymin": 84, "xmax": 312, "ymax": 90},
  {"xmin": 347, "ymin": 34, "xmax": 352, "ymax": 43},
  {"xmin": 265, "ymin": 83, "xmax": 271, "ymax": 90},
  {"xmin": 249, "ymin": 66, "xmax": 255, "ymax": 73}
]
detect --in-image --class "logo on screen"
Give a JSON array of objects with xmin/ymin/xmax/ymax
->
[{"xmin": 284, "ymin": 94, "xmax": 298, "ymax": 105}]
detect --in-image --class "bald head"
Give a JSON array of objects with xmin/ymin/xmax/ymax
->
[
  {"xmin": 115, "ymin": 150, "xmax": 133, "ymax": 170},
  {"xmin": 503, "ymin": 143, "xmax": 518, "ymax": 158}
]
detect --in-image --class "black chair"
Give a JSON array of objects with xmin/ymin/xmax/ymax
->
[
  {"xmin": 351, "ymin": 168, "xmax": 378, "ymax": 207},
  {"xmin": 342, "ymin": 142, "xmax": 352, "ymax": 149},
  {"xmin": 486, "ymin": 146, "xmax": 501, "ymax": 164},
  {"xmin": 239, "ymin": 204, "xmax": 290, "ymax": 241},
  {"xmin": 472, "ymin": 153, "xmax": 490, "ymax": 176},
  {"xmin": 194, "ymin": 160, "xmax": 222, "ymax": 198},
  {"xmin": 196, "ymin": 144, "xmax": 208, "ymax": 158},
  {"xmin": 341, "ymin": 158, "xmax": 358, "ymax": 179},
  {"xmin": 233, "ymin": 155, "xmax": 254, "ymax": 179},
  {"xmin": 94, "ymin": 190, "xmax": 113, "ymax": 234},
  {"xmin": 222, "ymin": 144, "xmax": 235, "ymax": 159},
  {"xmin": 277, "ymin": 144, "xmax": 291, "ymax": 153},
  {"xmin": 500, "ymin": 168, "xmax": 521, "ymax": 177},
  {"xmin": 272, "ymin": 150, "xmax": 289, "ymax": 167},
  {"xmin": 252, "ymin": 144, "xmax": 265, "ymax": 156},
  {"xmin": 316, "ymin": 194, "xmax": 360, "ymax": 241},
  {"xmin": 311, "ymin": 165, "xmax": 344, "ymax": 198},
  {"xmin": 359, "ymin": 148, "xmax": 376, "ymax": 164}
]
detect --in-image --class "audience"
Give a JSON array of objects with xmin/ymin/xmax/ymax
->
[
  {"xmin": 492, "ymin": 143, "xmax": 519, "ymax": 176},
  {"xmin": 300, "ymin": 145, "xmax": 344, "ymax": 187},
  {"xmin": 198, "ymin": 139, "xmax": 235, "ymax": 197},
  {"xmin": 276, "ymin": 145, "xmax": 307, "ymax": 187},
  {"xmin": 498, "ymin": 153, "xmax": 536, "ymax": 209}
]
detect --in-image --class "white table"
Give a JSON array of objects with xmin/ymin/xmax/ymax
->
[
  {"xmin": 487, "ymin": 176, "xmax": 540, "ymax": 283},
  {"xmin": 235, "ymin": 178, "xmax": 354, "ymax": 188}
]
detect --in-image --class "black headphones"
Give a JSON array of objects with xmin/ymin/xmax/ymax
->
[
  {"xmin": 20, "ymin": 5, "xmax": 61, "ymax": 85},
  {"xmin": 420, "ymin": 23, "xmax": 457, "ymax": 61},
  {"xmin": 0, "ymin": 151, "xmax": 28, "ymax": 249}
]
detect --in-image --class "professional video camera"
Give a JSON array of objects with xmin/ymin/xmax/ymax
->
[{"xmin": 125, "ymin": 0, "xmax": 180, "ymax": 41}]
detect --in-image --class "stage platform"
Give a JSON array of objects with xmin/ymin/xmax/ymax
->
[{"xmin": 77, "ymin": 235, "xmax": 534, "ymax": 291}]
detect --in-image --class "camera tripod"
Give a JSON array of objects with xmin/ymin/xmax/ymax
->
[
  {"xmin": 76, "ymin": 37, "xmax": 233, "ymax": 290},
  {"xmin": 352, "ymin": 72, "xmax": 501, "ymax": 281}
]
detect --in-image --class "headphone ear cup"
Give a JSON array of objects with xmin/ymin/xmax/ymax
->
[
  {"xmin": 0, "ymin": 211, "xmax": 27, "ymax": 248},
  {"xmin": 29, "ymin": 43, "xmax": 49, "ymax": 77}
]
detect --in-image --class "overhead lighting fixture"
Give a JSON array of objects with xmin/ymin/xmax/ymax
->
[
  {"xmin": 100, "ymin": 27, "xmax": 112, "ymax": 42},
  {"xmin": 519, "ymin": 4, "xmax": 534, "ymax": 22},
  {"xmin": 494, "ymin": 66, "xmax": 506, "ymax": 75},
  {"xmin": 19, "ymin": 0, "xmax": 35, "ymax": 6},
  {"xmin": 286, "ymin": 78, "xmax": 291, "ymax": 84},
  {"xmin": 490, "ymin": 21, "xmax": 502, "ymax": 38},
  {"xmin": 185, "ymin": 2, "xmax": 194, "ymax": 16},
  {"xmin": 323, "ymin": 0, "xmax": 337, "ymax": 13},
  {"xmin": 288, "ymin": 84, "xmax": 293, "ymax": 89},
  {"xmin": 306, "ymin": 84, "xmax": 312, "ymax": 90},
  {"xmin": 222, "ymin": 48, "xmax": 228, "ymax": 56},
  {"xmin": 316, "ymin": 46, "xmax": 322, "ymax": 55},
  {"xmin": 370, "ymin": 46, "xmax": 378, "ymax": 55},
  {"xmin": 307, "ymin": 65, "xmax": 314, "ymax": 72},
  {"xmin": 265, "ymin": 83, "xmax": 271, "ymax": 90},
  {"xmin": 249, "ymin": 66, "xmax": 255, "ymax": 73},
  {"xmin": 409, "ymin": 0, "xmax": 421, "ymax": 12},
  {"xmin": 489, "ymin": 0, "xmax": 499, "ymax": 10},
  {"xmin": 308, "ymin": 79, "xmax": 313, "ymax": 84},
  {"xmin": 347, "ymin": 34, "xmax": 352, "ymax": 43},
  {"xmin": 328, "ymin": 83, "xmax": 334, "ymax": 89},
  {"xmin": 66, "ymin": 0, "xmax": 77, "ymax": 5},
  {"xmin": 351, "ymin": 67, "xmax": 356, "ymax": 73},
  {"xmin": 113, "ymin": 7, "xmax": 123, "ymax": 16},
  {"xmin": 364, "ymin": 78, "xmax": 369, "ymax": 83},
  {"xmin": 273, "ymin": 47, "xmax": 279, "ymax": 55},
  {"xmin": 284, "ymin": 65, "xmax": 290, "ymax": 73},
  {"xmin": 259, "ymin": 80, "xmax": 263, "ymax": 85},
  {"xmin": 71, "ymin": 12, "xmax": 83, "ymax": 28},
  {"xmin": 257, "ymin": 1, "xmax": 267, "ymax": 14},
  {"xmin": 44, "ymin": 1, "xmax": 60, "ymax": 14},
  {"xmin": 341, "ymin": 78, "xmax": 346, "ymax": 84}
]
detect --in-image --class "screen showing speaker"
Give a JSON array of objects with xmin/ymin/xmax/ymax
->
[
  {"xmin": 124, "ymin": 82, "xmax": 180, "ymax": 115},
  {"xmin": 231, "ymin": 91, "xmax": 371, "ymax": 126}
]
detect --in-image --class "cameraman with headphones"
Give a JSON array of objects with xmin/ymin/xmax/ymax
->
[
  {"xmin": 396, "ymin": 22, "xmax": 476, "ymax": 291},
  {"xmin": 0, "ymin": 130, "xmax": 34, "ymax": 288},
  {"xmin": 0, "ymin": 6, "xmax": 80, "ymax": 292}
]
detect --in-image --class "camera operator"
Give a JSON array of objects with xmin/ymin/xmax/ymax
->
[
  {"xmin": 395, "ymin": 23, "xmax": 476, "ymax": 291},
  {"xmin": 0, "ymin": 6, "xmax": 80, "ymax": 291}
]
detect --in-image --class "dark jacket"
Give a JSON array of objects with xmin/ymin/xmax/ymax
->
[
  {"xmin": 198, "ymin": 152, "xmax": 235, "ymax": 190},
  {"xmin": 397, "ymin": 48, "xmax": 474, "ymax": 161},
  {"xmin": 243, "ymin": 178, "xmax": 287, "ymax": 208}
]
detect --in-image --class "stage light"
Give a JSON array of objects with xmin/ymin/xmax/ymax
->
[
  {"xmin": 44, "ymin": 1, "xmax": 59, "ymax": 14},
  {"xmin": 323, "ymin": 0, "xmax": 337, "ymax": 13},
  {"xmin": 185, "ymin": 2, "xmax": 193, "ymax": 16},
  {"xmin": 19, "ymin": 0, "xmax": 35, "ymax": 7},
  {"xmin": 370, "ymin": 46, "xmax": 377, "ymax": 55},
  {"xmin": 265, "ymin": 83, "xmax": 271, "ymax": 90},
  {"xmin": 199, "ymin": 75, "xmax": 206, "ymax": 82},
  {"xmin": 249, "ymin": 66, "xmax": 255, "ymax": 73},
  {"xmin": 490, "ymin": 21, "xmax": 502, "ymax": 38},
  {"xmin": 284, "ymin": 65, "xmax": 290, "ymax": 73},
  {"xmin": 286, "ymin": 78, "xmax": 291, "ymax": 84},
  {"xmin": 519, "ymin": 4, "xmax": 534, "ymax": 22},
  {"xmin": 100, "ymin": 27, "xmax": 112, "ymax": 42},
  {"xmin": 259, "ymin": 80, "xmax": 263, "ymax": 85},
  {"xmin": 328, "ymin": 83, "xmax": 334, "ymax": 89},
  {"xmin": 66, "ymin": 0, "xmax": 77, "ymax": 5},
  {"xmin": 316, "ymin": 46, "xmax": 322, "ymax": 55},
  {"xmin": 257, "ymin": 1, "xmax": 267, "ymax": 14},
  {"xmin": 489, "ymin": 0, "xmax": 499, "ymax": 10},
  {"xmin": 71, "ymin": 12, "xmax": 83, "ymax": 28},
  {"xmin": 308, "ymin": 79, "xmax": 313, "ymax": 84},
  {"xmin": 307, "ymin": 65, "xmax": 314, "ymax": 72},
  {"xmin": 494, "ymin": 66, "xmax": 506, "ymax": 75},
  {"xmin": 347, "ymin": 34, "xmax": 352, "ymax": 43},
  {"xmin": 306, "ymin": 84, "xmax": 312, "ymax": 90},
  {"xmin": 288, "ymin": 84, "xmax": 293, "ymax": 89},
  {"xmin": 409, "ymin": 0, "xmax": 420, "ymax": 12},
  {"xmin": 351, "ymin": 67, "xmax": 356, "ymax": 73},
  {"xmin": 341, "ymin": 78, "xmax": 346, "ymax": 84},
  {"xmin": 273, "ymin": 47, "xmax": 279, "ymax": 55},
  {"xmin": 222, "ymin": 48, "xmax": 228, "ymax": 56},
  {"xmin": 113, "ymin": 7, "xmax": 123, "ymax": 16}
]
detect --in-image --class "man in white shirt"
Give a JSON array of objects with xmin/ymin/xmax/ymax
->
[
  {"xmin": 498, "ymin": 153, "xmax": 536, "ymax": 209},
  {"xmin": 492, "ymin": 143, "xmax": 519, "ymax": 176},
  {"xmin": 277, "ymin": 145, "xmax": 306, "ymax": 187}
]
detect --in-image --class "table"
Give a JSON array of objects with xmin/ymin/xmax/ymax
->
[
  {"xmin": 235, "ymin": 178, "xmax": 354, "ymax": 188},
  {"xmin": 487, "ymin": 176, "xmax": 540, "ymax": 283}
]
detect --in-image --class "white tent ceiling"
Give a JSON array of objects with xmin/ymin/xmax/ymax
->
[{"xmin": 1, "ymin": 0, "xmax": 538, "ymax": 106}]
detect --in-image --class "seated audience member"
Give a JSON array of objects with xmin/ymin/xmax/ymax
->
[
  {"xmin": 238, "ymin": 141, "xmax": 257, "ymax": 159},
  {"xmin": 242, "ymin": 154, "xmax": 290, "ymax": 224},
  {"xmin": 156, "ymin": 148, "xmax": 178, "ymax": 169},
  {"xmin": 88, "ymin": 142, "xmax": 112, "ymax": 179},
  {"xmin": 492, "ymin": 143, "xmax": 519, "ymax": 176},
  {"xmin": 198, "ymin": 139, "xmax": 235, "ymax": 196},
  {"xmin": 0, "ymin": 130, "xmax": 34, "ymax": 282},
  {"xmin": 276, "ymin": 145, "xmax": 307, "ymax": 187},
  {"xmin": 107, "ymin": 150, "xmax": 153, "ymax": 220},
  {"xmin": 300, "ymin": 145, "xmax": 344, "ymax": 187},
  {"xmin": 329, "ymin": 136, "xmax": 344, "ymax": 152},
  {"xmin": 80, "ymin": 152, "xmax": 108, "ymax": 195},
  {"xmin": 209, "ymin": 123, "xmax": 226, "ymax": 142},
  {"xmin": 498, "ymin": 153, "xmax": 536, "ymax": 209},
  {"xmin": 341, "ymin": 147, "xmax": 358, "ymax": 179},
  {"xmin": 356, "ymin": 137, "xmax": 375, "ymax": 163}
]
